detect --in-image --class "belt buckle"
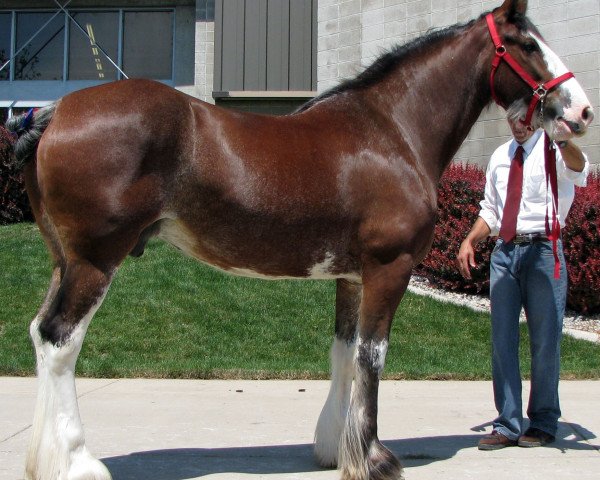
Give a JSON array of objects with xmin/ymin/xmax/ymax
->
[{"xmin": 514, "ymin": 233, "xmax": 534, "ymax": 244}]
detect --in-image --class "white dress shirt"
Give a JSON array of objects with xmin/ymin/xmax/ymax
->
[{"xmin": 479, "ymin": 129, "xmax": 589, "ymax": 236}]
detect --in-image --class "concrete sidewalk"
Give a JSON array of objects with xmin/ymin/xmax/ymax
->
[{"xmin": 1, "ymin": 378, "xmax": 599, "ymax": 480}]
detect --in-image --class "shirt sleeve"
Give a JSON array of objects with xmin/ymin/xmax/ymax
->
[
  {"xmin": 478, "ymin": 161, "xmax": 500, "ymax": 236},
  {"xmin": 556, "ymin": 149, "xmax": 589, "ymax": 187}
]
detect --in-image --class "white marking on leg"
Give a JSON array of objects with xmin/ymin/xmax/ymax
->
[
  {"xmin": 26, "ymin": 289, "xmax": 112, "ymax": 480},
  {"xmin": 339, "ymin": 336, "xmax": 393, "ymax": 480},
  {"xmin": 314, "ymin": 337, "xmax": 356, "ymax": 467}
]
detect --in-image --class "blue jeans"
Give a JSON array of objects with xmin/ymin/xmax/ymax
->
[{"xmin": 489, "ymin": 238, "xmax": 567, "ymax": 441}]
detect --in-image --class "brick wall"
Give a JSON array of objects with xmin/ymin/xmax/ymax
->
[
  {"xmin": 317, "ymin": 0, "xmax": 600, "ymax": 168},
  {"xmin": 194, "ymin": 1, "xmax": 215, "ymax": 104}
]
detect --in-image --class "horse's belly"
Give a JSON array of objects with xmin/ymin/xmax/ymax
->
[{"xmin": 156, "ymin": 217, "xmax": 360, "ymax": 282}]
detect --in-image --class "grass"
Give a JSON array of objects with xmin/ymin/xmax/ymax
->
[{"xmin": 1, "ymin": 223, "xmax": 599, "ymax": 379}]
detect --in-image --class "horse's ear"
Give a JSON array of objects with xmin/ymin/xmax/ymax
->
[{"xmin": 498, "ymin": 0, "xmax": 528, "ymax": 17}]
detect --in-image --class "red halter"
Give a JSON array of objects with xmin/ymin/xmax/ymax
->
[{"xmin": 485, "ymin": 14, "xmax": 574, "ymax": 128}]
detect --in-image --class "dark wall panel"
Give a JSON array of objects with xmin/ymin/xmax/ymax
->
[
  {"xmin": 289, "ymin": 0, "xmax": 313, "ymax": 91},
  {"xmin": 243, "ymin": 0, "xmax": 267, "ymax": 90},
  {"xmin": 219, "ymin": 0, "xmax": 245, "ymax": 91},
  {"xmin": 215, "ymin": 0, "xmax": 315, "ymax": 93},
  {"xmin": 266, "ymin": 0, "xmax": 289, "ymax": 90}
]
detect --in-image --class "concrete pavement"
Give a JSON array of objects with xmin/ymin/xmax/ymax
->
[{"xmin": 1, "ymin": 378, "xmax": 599, "ymax": 480}]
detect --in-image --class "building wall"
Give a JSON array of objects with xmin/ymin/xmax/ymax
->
[
  {"xmin": 194, "ymin": 0, "xmax": 215, "ymax": 103},
  {"xmin": 317, "ymin": 0, "xmax": 600, "ymax": 168}
]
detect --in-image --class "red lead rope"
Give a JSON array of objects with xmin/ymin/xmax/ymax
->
[
  {"xmin": 544, "ymin": 133, "xmax": 561, "ymax": 279},
  {"xmin": 486, "ymin": 14, "xmax": 567, "ymax": 278}
]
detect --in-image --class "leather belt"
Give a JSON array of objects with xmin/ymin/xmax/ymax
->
[{"xmin": 512, "ymin": 233, "xmax": 550, "ymax": 244}]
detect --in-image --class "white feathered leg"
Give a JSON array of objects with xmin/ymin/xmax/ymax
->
[
  {"xmin": 314, "ymin": 337, "xmax": 356, "ymax": 467},
  {"xmin": 26, "ymin": 288, "xmax": 112, "ymax": 480}
]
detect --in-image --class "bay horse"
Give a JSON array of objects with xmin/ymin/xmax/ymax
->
[{"xmin": 5, "ymin": 1, "xmax": 593, "ymax": 479}]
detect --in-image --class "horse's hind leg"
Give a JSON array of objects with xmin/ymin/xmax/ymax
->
[
  {"xmin": 26, "ymin": 256, "xmax": 114, "ymax": 480},
  {"xmin": 314, "ymin": 279, "xmax": 361, "ymax": 467}
]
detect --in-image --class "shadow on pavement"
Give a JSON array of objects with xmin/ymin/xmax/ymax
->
[{"xmin": 101, "ymin": 424, "xmax": 598, "ymax": 479}]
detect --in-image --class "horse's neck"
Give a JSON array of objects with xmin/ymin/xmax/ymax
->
[{"xmin": 369, "ymin": 21, "xmax": 492, "ymax": 182}]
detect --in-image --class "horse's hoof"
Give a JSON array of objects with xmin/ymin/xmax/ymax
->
[
  {"xmin": 340, "ymin": 441, "xmax": 403, "ymax": 480},
  {"xmin": 314, "ymin": 446, "xmax": 338, "ymax": 468},
  {"xmin": 68, "ymin": 452, "xmax": 112, "ymax": 480}
]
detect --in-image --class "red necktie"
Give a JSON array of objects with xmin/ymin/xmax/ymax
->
[{"xmin": 499, "ymin": 146, "xmax": 525, "ymax": 243}]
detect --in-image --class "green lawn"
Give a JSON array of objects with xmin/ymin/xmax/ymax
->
[{"xmin": 1, "ymin": 223, "xmax": 599, "ymax": 379}]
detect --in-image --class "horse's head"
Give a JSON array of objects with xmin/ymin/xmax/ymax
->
[{"xmin": 489, "ymin": 0, "xmax": 593, "ymax": 140}]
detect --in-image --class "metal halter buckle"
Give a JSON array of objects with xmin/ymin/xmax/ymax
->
[{"xmin": 534, "ymin": 85, "xmax": 548, "ymax": 99}]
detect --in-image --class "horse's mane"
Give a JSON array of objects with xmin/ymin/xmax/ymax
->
[{"xmin": 297, "ymin": 16, "xmax": 483, "ymax": 112}]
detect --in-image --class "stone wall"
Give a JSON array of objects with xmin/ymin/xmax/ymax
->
[
  {"xmin": 194, "ymin": 0, "xmax": 215, "ymax": 103},
  {"xmin": 317, "ymin": 0, "xmax": 600, "ymax": 168}
]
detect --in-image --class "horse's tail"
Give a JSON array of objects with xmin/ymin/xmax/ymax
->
[{"xmin": 4, "ymin": 104, "xmax": 57, "ymax": 170}]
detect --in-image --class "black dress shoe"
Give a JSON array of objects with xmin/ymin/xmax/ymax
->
[{"xmin": 518, "ymin": 427, "xmax": 556, "ymax": 447}]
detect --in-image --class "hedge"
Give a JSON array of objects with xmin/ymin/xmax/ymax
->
[
  {"xmin": 563, "ymin": 174, "xmax": 600, "ymax": 314},
  {"xmin": 416, "ymin": 164, "xmax": 600, "ymax": 315},
  {"xmin": 0, "ymin": 126, "xmax": 32, "ymax": 224},
  {"xmin": 414, "ymin": 164, "xmax": 495, "ymax": 294}
]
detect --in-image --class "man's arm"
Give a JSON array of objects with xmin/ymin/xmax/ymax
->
[
  {"xmin": 457, "ymin": 217, "xmax": 492, "ymax": 280},
  {"xmin": 556, "ymin": 140, "xmax": 586, "ymax": 172}
]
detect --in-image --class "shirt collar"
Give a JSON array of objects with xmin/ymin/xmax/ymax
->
[{"xmin": 510, "ymin": 129, "xmax": 542, "ymax": 159}]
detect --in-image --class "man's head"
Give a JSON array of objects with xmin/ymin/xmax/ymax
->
[{"xmin": 508, "ymin": 117, "xmax": 535, "ymax": 144}]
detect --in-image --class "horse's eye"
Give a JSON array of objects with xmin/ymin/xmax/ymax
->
[{"xmin": 522, "ymin": 42, "xmax": 538, "ymax": 54}]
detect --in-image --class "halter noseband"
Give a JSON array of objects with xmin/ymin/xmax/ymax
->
[{"xmin": 486, "ymin": 13, "xmax": 574, "ymax": 128}]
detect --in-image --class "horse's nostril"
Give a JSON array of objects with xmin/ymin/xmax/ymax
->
[{"xmin": 582, "ymin": 106, "xmax": 594, "ymax": 124}]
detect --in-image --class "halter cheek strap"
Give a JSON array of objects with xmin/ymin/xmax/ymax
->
[{"xmin": 485, "ymin": 14, "xmax": 574, "ymax": 128}]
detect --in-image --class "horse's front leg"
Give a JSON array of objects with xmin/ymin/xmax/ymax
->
[
  {"xmin": 27, "ymin": 260, "xmax": 113, "ymax": 480},
  {"xmin": 315, "ymin": 279, "xmax": 362, "ymax": 467},
  {"xmin": 339, "ymin": 256, "xmax": 411, "ymax": 480}
]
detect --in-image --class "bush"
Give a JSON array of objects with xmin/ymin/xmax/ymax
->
[
  {"xmin": 414, "ymin": 164, "xmax": 495, "ymax": 294},
  {"xmin": 0, "ymin": 125, "xmax": 32, "ymax": 224},
  {"xmin": 563, "ymin": 173, "xmax": 600, "ymax": 314},
  {"xmin": 416, "ymin": 164, "xmax": 600, "ymax": 315}
]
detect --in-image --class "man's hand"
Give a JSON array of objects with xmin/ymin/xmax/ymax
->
[
  {"xmin": 457, "ymin": 239, "xmax": 476, "ymax": 280},
  {"xmin": 456, "ymin": 217, "xmax": 492, "ymax": 280},
  {"xmin": 556, "ymin": 140, "xmax": 586, "ymax": 173}
]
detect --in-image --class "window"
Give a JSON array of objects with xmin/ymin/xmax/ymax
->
[
  {"xmin": 15, "ymin": 12, "xmax": 65, "ymax": 80},
  {"xmin": 69, "ymin": 12, "xmax": 119, "ymax": 81},
  {"xmin": 0, "ymin": 9, "xmax": 174, "ymax": 82},
  {"xmin": 123, "ymin": 11, "xmax": 173, "ymax": 79},
  {"xmin": 0, "ymin": 13, "xmax": 10, "ymax": 81}
]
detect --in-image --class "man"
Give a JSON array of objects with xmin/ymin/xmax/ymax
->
[{"xmin": 457, "ymin": 117, "xmax": 589, "ymax": 450}]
